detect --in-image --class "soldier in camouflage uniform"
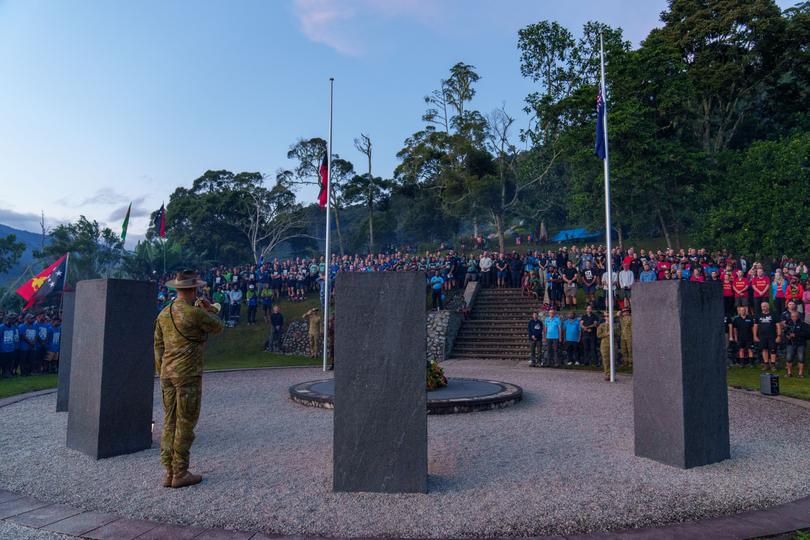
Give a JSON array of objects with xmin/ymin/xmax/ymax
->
[
  {"xmin": 154, "ymin": 270, "xmax": 224, "ymax": 488},
  {"xmin": 303, "ymin": 307, "xmax": 322, "ymax": 357},
  {"xmin": 620, "ymin": 308, "xmax": 633, "ymax": 368},
  {"xmin": 597, "ymin": 312, "xmax": 612, "ymax": 381}
]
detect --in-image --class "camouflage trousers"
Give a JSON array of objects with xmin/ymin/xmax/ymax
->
[
  {"xmin": 601, "ymin": 342, "xmax": 611, "ymax": 376},
  {"xmin": 621, "ymin": 337, "xmax": 632, "ymax": 367},
  {"xmin": 160, "ymin": 377, "xmax": 202, "ymax": 475}
]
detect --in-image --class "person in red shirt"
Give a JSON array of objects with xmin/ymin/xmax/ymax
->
[
  {"xmin": 656, "ymin": 256, "xmax": 671, "ymax": 280},
  {"xmin": 722, "ymin": 270, "xmax": 735, "ymax": 315},
  {"xmin": 690, "ymin": 267, "xmax": 706, "ymax": 282},
  {"xmin": 751, "ymin": 267, "xmax": 770, "ymax": 315},
  {"xmin": 733, "ymin": 269, "xmax": 750, "ymax": 309}
]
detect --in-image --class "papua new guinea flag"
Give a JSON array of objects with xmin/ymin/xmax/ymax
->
[{"xmin": 16, "ymin": 254, "xmax": 67, "ymax": 309}]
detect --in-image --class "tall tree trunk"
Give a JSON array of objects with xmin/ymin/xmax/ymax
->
[
  {"xmin": 368, "ymin": 203, "xmax": 374, "ymax": 254},
  {"xmin": 616, "ymin": 224, "xmax": 623, "ymax": 247},
  {"xmin": 473, "ymin": 216, "xmax": 479, "ymax": 239},
  {"xmin": 491, "ymin": 211, "xmax": 505, "ymax": 254},
  {"xmin": 656, "ymin": 207, "xmax": 672, "ymax": 249}
]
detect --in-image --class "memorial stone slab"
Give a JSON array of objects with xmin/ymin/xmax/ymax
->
[
  {"xmin": 633, "ymin": 279, "xmax": 730, "ymax": 469},
  {"xmin": 66, "ymin": 279, "xmax": 157, "ymax": 459},
  {"xmin": 333, "ymin": 271, "xmax": 427, "ymax": 493},
  {"xmin": 56, "ymin": 291, "xmax": 75, "ymax": 412}
]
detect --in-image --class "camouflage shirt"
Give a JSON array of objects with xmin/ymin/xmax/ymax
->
[{"xmin": 154, "ymin": 299, "xmax": 224, "ymax": 379}]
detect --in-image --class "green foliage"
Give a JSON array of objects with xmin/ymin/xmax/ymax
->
[
  {"xmin": 35, "ymin": 216, "xmax": 122, "ymax": 282},
  {"xmin": 0, "ymin": 234, "xmax": 25, "ymax": 275},
  {"xmin": 697, "ymin": 133, "xmax": 810, "ymax": 258},
  {"xmin": 161, "ymin": 170, "xmax": 305, "ymax": 266}
]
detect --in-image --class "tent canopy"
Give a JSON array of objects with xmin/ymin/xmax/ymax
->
[{"xmin": 549, "ymin": 228, "xmax": 601, "ymax": 242}]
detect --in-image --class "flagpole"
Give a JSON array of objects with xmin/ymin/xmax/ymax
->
[
  {"xmin": 59, "ymin": 252, "xmax": 71, "ymax": 317},
  {"xmin": 322, "ymin": 77, "xmax": 334, "ymax": 373},
  {"xmin": 600, "ymin": 32, "xmax": 616, "ymax": 384}
]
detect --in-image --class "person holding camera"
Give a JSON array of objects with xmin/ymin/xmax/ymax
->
[
  {"xmin": 154, "ymin": 270, "xmax": 224, "ymax": 489},
  {"xmin": 783, "ymin": 310, "xmax": 808, "ymax": 378}
]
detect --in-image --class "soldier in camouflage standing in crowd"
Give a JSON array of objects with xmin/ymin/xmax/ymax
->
[
  {"xmin": 620, "ymin": 308, "xmax": 633, "ymax": 368},
  {"xmin": 597, "ymin": 312, "xmax": 612, "ymax": 381},
  {"xmin": 154, "ymin": 270, "xmax": 224, "ymax": 488}
]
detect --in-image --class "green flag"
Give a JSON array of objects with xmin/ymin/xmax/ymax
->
[{"xmin": 121, "ymin": 202, "xmax": 132, "ymax": 242}]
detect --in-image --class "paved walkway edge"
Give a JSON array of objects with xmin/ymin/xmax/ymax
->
[{"xmin": 0, "ymin": 486, "xmax": 808, "ymax": 539}]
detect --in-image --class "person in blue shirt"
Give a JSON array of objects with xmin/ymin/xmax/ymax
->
[
  {"xmin": 18, "ymin": 314, "xmax": 37, "ymax": 376},
  {"xmin": 639, "ymin": 263, "xmax": 657, "ymax": 283},
  {"xmin": 429, "ymin": 271, "xmax": 445, "ymax": 310},
  {"xmin": 0, "ymin": 313, "xmax": 19, "ymax": 378},
  {"xmin": 45, "ymin": 316, "xmax": 61, "ymax": 374},
  {"xmin": 563, "ymin": 312, "xmax": 582, "ymax": 365},
  {"xmin": 543, "ymin": 309, "xmax": 563, "ymax": 367},
  {"xmin": 35, "ymin": 312, "xmax": 51, "ymax": 374}
]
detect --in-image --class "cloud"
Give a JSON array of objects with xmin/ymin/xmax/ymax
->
[
  {"xmin": 0, "ymin": 208, "xmax": 62, "ymax": 234},
  {"xmin": 56, "ymin": 187, "xmax": 133, "ymax": 208},
  {"xmin": 107, "ymin": 196, "xmax": 150, "ymax": 222},
  {"xmin": 292, "ymin": 0, "xmax": 441, "ymax": 55},
  {"xmin": 293, "ymin": 0, "xmax": 360, "ymax": 55}
]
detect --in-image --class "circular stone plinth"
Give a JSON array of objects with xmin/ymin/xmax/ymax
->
[
  {"xmin": 3, "ymin": 362, "xmax": 810, "ymax": 538},
  {"xmin": 289, "ymin": 377, "xmax": 523, "ymax": 414}
]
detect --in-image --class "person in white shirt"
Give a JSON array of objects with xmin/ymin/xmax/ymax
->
[
  {"xmin": 479, "ymin": 252, "xmax": 493, "ymax": 288},
  {"xmin": 618, "ymin": 263, "xmax": 635, "ymax": 307},
  {"xmin": 602, "ymin": 269, "xmax": 617, "ymax": 310}
]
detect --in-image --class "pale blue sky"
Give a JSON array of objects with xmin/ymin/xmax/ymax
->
[{"xmin": 0, "ymin": 0, "xmax": 796, "ymax": 245}]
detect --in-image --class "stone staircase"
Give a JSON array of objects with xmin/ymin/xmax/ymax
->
[{"xmin": 449, "ymin": 288, "xmax": 541, "ymax": 361}]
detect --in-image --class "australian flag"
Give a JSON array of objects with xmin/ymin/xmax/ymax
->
[{"xmin": 595, "ymin": 86, "xmax": 606, "ymax": 160}]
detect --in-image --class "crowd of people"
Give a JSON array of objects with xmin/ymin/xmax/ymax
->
[
  {"xmin": 2, "ymin": 241, "xmax": 808, "ymax": 380},
  {"xmin": 0, "ymin": 310, "xmax": 62, "ymax": 378}
]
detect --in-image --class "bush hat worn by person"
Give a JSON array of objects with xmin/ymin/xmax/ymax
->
[{"xmin": 165, "ymin": 270, "xmax": 207, "ymax": 290}]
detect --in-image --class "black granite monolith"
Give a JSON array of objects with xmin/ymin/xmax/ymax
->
[
  {"xmin": 55, "ymin": 291, "xmax": 75, "ymax": 412},
  {"xmin": 632, "ymin": 279, "xmax": 730, "ymax": 469},
  {"xmin": 66, "ymin": 279, "xmax": 157, "ymax": 459},
  {"xmin": 333, "ymin": 272, "xmax": 427, "ymax": 493}
]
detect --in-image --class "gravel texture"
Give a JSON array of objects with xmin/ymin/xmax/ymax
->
[
  {"xmin": 0, "ymin": 521, "xmax": 71, "ymax": 540},
  {"xmin": 2, "ymin": 360, "xmax": 810, "ymax": 538}
]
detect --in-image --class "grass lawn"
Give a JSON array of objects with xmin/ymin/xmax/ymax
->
[
  {"xmin": 0, "ymin": 374, "xmax": 58, "ymax": 400},
  {"xmin": 204, "ymin": 295, "xmax": 322, "ymax": 370},
  {"xmin": 727, "ymin": 366, "xmax": 810, "ymax": 401}
]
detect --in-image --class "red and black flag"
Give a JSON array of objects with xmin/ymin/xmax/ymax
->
[
  {"xmin": 16, "ymin": 254, "xmax": 67, "ymax": 309},
  {"xmin": 317, "ymin": 154, "xmax": 328, "ymax": 208},
  {"xmin": 154, "ymin": 204, "xmax": 166, "ymax": 238}
]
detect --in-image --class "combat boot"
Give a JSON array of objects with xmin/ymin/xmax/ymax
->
[
  {"xmin": 162, "ymin": 468, "xmax": 173, "ymax": 488},
  {"xmin": 171, "ymin": 470, "xmax": 203, "ymax": 488}
]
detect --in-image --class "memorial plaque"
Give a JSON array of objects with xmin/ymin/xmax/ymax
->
[
  {"xmin": 56, "ymin": 291, "xmax": 75, "ymax": 412},
  {"xmin": 333, "ymin": 272, "xmax": 427, "ymax": 493},
  {"xmin": 66, "ymin": 279, "xmax": 157, "ymax": 459},
  {"xmin": 633, "ymin": 280, "xmax": 730, "ymax": 469}
]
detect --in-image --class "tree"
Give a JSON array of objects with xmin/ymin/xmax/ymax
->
[
  {"xmin": 0, "ymin": 234, "xmax": 25, "ymax": 275},
  {"xmin": 348, "ymin": 133, "xmax": 390, "ymax": 253},
  {"xmin": 697, "ymin": 132, "xmax": 810, "ymax": 257},
  {"xmin": 237, "ymin": 173, "xmax": 309, "ymax": 264},
  {"xmin": 35, "ymin": 216, "xmax": 122, "ymax": 282},
  {"xmin": 287, "ymin": 137, "xmax": 354, "ymax": 256},
  {"xmin": 655, "ymin": 0, "xmax": 786, "ymax": 153}
]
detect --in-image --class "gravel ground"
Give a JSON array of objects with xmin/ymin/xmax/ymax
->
[
  {"xmin": 1, "ymin": 360, "xmax": 810, "ymax": 538},
  {"xmin": 0, "ymin": 520, "xmax": 71, "ymax": 540}
]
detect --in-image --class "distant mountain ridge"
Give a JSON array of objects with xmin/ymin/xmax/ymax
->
[{"xmin": 0, "ymin": 223, "xmax": 49, "ymax": 286}]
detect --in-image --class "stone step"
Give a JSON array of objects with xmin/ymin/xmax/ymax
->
[
  {"xmin": 453, "ymin": 345, "xmax": 530, "ymax": 353},
  {"xmin": 448, "ymin": 352, "xmax": 526, "ymax": 360},
  {"xmin": 453, "ymin": 337, "xmax": 530, "ymax": 344}
]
